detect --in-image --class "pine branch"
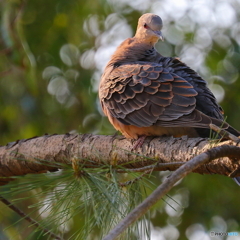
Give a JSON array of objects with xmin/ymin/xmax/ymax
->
[{"xmin": 0, "ymin": 134, "xmax": 240, "ymax": 185}]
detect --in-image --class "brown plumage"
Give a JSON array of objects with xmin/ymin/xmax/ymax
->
[{"xmin": 99, "ymin": 13, "xmax": 239, "ymax": 140}]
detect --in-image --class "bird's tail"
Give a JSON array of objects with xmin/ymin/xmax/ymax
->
[
  {"xmin": 195, "ymin": 116, "xmax": 240, "ymax": 138},
  {"xmin": 210, "ymin": 118, "xmax": 240, "ymax": 187},
  {"xmin": 225, "ymin": 125, "xmax": 240, "ymax": 137},
  {"xmin": 210, "ymin": 117, "xmax": 240, "ymax": 138},
  {"xmin": 234, "ymin": 177, "xmax": 240, "ymax": 186}
]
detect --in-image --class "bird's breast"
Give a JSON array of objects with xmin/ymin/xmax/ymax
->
[{"xmin": 105, "ymin": 107, "xmax": 199, "ymax": 139}]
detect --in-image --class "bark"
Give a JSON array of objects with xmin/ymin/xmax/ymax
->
[{"xmin": 0, "ymin": 133, "xmax": 240, "ymax": 185}]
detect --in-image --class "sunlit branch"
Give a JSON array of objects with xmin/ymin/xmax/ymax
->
[{"xmin": 0, "ymin": 134, "xmax": 240, "ymax": 186}]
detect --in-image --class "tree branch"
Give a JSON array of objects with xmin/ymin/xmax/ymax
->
[
  {"xmin": 0, "ymin": 133, "xmax": 240, "ymax": 185},
  {"xmin": 103, "ymin": 144, "xmax": 240, "ymax": 240},
  {"xmin": 0, "ymin": 195, "xmax": 63, "ymax": 240}
]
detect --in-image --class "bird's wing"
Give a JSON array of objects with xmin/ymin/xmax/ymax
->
[
  {"xmin": 159, "ymin": 57, "xmax": 224, "ymax": 120},
  {"xmin": 100, "ymin": 61, "xmax": 226, "ymax": 128}
]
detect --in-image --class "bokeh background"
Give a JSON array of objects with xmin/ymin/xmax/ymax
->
[{"xmin": 1, "ymin": 0, "xmax": 240, "ymax": 239}]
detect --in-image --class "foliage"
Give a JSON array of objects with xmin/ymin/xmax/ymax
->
[
  {"xmin": 0, "ymin": 163, "xmax": 158, "ymax": 239},
  {"xmin": 1, "ymin": 0, "xmax": 240, "ymax": 239}
]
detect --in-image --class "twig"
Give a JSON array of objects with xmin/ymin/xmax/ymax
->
[
  {"xmin": 116, "ymin": 162, "xmax": 184, "ymax": 173},
  {"xmin": 103, "ymin": 145, "xmax": 240, "ymax": 240},
  {"xmin": 119, "ymin": 170, "xmax": 152, "ymax": 187},
  {"xmin": 0, "ymin": 48, "xmax": 12, "ymax": 55},
  {"xmin": 209, "ymin": 124, "xmax": 240, "ymax": 143},
  {"xmin": 12, "ymin": 0, "xmax": 26, "ymax": 25},
  {"xmin": 0, "ymin": 69, "xmax": 12, "ymax": 77},
  {"xmin": 0, "ymin": 195, "xmax": 63, "ymax": 240}
]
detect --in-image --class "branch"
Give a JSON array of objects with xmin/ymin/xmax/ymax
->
[
  {"xmin": 0, "ymin": 196, "xmax": 63, "ymax": 240},
  {"xmin": 103, "ymin": 144, "xmax": 240, "ymax": 240},
  {"xmin": 209, "ymin": 124, "xmax": 240, "ymax": 142},
  {"xmin": 0, "ymin": 134, "xmax": 240, "ymax": 185}
]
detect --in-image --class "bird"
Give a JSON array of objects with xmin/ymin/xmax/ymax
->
[
  {"xmin": 99, "ymin": 13, "xmax": 240, "ymax": 185},
  {"xmin": 99, "ymin": 13, "xmax": 239, "ymax": 142}
]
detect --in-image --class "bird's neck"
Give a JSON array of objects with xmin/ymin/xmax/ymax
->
[
  {"xmin": 134, "ymin": 31, "xmax": 159, "ymax": 46},
  {"xmin": 108, "ymin": 37, "xmax": 160, "ymax": 66}
]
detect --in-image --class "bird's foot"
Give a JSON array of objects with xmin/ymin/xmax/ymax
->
[{"xmin": 132, "ymin": 135, "xmax": 147, "ymax": 150}]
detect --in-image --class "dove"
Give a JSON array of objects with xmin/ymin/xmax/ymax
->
[
  {"xmin": 99, "ymin": 13, "xmax": 240, "ymax": 184},
  {"xmin": 99, "ymin": 13, "xmax": 239, "ymax": 143}
]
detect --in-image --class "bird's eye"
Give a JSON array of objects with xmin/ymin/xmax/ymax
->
[{"xmin": 144, "ymin": 23, "xmax": 148, "ymax": 29}]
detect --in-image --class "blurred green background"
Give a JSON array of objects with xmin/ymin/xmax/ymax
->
[{"xmin": 1, "ymin": 0, "xmax": 240, "ymax": 239}]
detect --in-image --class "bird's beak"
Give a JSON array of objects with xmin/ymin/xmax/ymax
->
[{"xmin": 155, "ymin": 31, "xmax": 164, "ymax": 41}]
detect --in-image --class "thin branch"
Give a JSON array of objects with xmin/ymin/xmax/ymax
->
[
  {"xmin": 209, "ymin": 124, "xmax": 240, "ymax": 143},
  {"xmin": 116, "ymin": 162, "xmax": 184, "ymax": 173},
  {"xmin": 103, "ymin": 145, "xmax": 240, "ymax": 240},
  {"xmin": 119, "ymin": 170, "xmax": 152, "ymax": 187},
  {"xmin": 0, "ymin": 195, "xmax": 63, "ymax": 240}
]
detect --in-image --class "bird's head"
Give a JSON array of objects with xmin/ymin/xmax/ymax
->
[{"xmin": 135, "ymin": 13, "xmax": 163, "ymax": 45}]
